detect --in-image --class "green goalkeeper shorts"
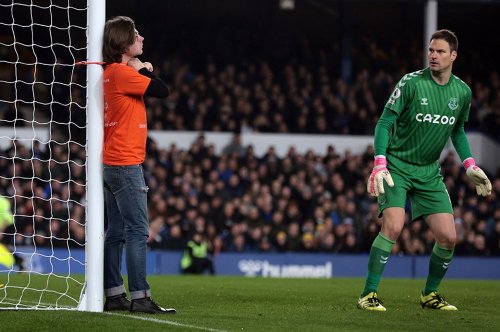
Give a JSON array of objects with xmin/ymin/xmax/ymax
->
[{"xmin": 377, "ymin": 155, "xmax": 453, "ymax": 220}]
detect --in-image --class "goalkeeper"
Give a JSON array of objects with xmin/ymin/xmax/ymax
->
[
  {"xmin": 358, "ymin": 29, "xmax": 492, "ymax": 311},
  {"xmin": 102, "ymin": 16, "xmax": 175, "ymax": 314}
]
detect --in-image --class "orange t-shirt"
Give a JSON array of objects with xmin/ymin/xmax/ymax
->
[{"xmin": 103, "ymin": 63, "xmax": 151, "ymax": 165}]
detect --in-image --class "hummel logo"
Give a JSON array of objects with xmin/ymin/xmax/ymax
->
[
  {"xmin": 421, "ymin": 98, "xmax": 428, "ymax": 106},
  {"xmin": 442, "ymin": 262, "xmax": 450, "ymax": 269},
  {"xmin": 379, "ymin": 256, "xmax": 389, "ymax": 264}
]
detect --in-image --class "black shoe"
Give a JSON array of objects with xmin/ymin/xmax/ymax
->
[
  {"xmin": 104, "ymin": 293, "xmax": 131, "ymax": 311},
  {"xmin": 130, "ymin": 297, "xmax": 176, "ymax": 314}
]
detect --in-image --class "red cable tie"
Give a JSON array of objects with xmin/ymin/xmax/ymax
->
[{"xmin": 75, "ymin": 61, "xmax": 107, "ymax": 65}]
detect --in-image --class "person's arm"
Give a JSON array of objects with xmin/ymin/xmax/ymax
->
[
  {"xmin": 186, "ymin": 243, "xmax": 195, "ymax": 258},
  {"xmin": 138, "ymin": 68, "xmax": 170, "ymax": 98},
  {"xmin": 367, "ymin": 107, "xmax": 397, "ymax": 197},
  {"xmin": 451, "ymin": 119, "xmax": 491, "ymax": 196},
  {"xmin": 373, "ymin": 107, "xmax": 398, "ymax": 156},
  {"xmin": 450, "ymin": 120, "xmax": 472, "ymax": 161},
  {"xmin": 127, "ymin": 58, "xmax": 169, "ymax": 98}
]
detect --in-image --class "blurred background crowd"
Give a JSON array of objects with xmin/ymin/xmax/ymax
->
[
  {"xmin": 1, "ymin": 133, "xmax": 499, "ymax": 257},
  {"xmin": 1, "ymin": 0, "xmax": 499, "ymax": 258}
]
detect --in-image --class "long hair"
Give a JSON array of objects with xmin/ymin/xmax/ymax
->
[{"xmin": 102, "ymin": 16, "xmax": 136, "ymax": 64}]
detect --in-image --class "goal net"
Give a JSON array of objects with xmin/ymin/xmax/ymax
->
[{"xmin": 0, "ymin": 0, "xmax": 104, "ymax": 311}]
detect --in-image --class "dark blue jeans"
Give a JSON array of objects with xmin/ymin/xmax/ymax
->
[{"xmin": 103, "ymin": 164, "xmax": 151, "ymax": 300}]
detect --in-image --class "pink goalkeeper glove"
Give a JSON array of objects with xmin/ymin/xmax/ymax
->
[
  {"xmin": 367, "ymin": 155, "xmax": 394, "ymax": 197},
  {"xmin": 463, "ymin": 158, "xmax": 492, "ymax": 197}
]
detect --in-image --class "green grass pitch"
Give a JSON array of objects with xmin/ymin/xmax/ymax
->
[{"xmin": 1, "ymin": 275, "xmax": 499, "ymax": 331}]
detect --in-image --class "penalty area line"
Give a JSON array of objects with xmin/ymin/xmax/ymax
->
[{"xmin": 105, "ymin": 312, "xmax": 227, "ymax": 332}]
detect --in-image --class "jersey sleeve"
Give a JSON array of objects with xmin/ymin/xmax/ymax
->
[
  {"xmin": 374, "ymin": 108, "xmax": 397, "ymax": 156},
  {"xmin": 114, "ymin": 65, "xmax": 151, "ymax": 96},
  {"xmin": 451, "ymin": 83, "xmax": 473, "ymax": 161},
  {"xmin": 459, "ymin": 85, "xmax": 472, "ymax": 123},
  {"xmin": 450, "ymin": 122, "xmax": 472, "ymax": 161},
  {"xmin": 384, "ymin": 75, "xmax": 415, "ymax": 115}
]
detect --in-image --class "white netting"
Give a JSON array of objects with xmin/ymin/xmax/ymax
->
[{"xmin": 0, "ymin": 0, "xmax": 88, "ymax": 310}]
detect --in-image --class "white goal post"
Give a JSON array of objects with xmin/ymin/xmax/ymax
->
[
  {"xmin": 81, "ymin": 0, "xmax": 105, "ymax": 313},
  {"xmin": 0, "ymin": 0, "xmax": 104, "ymax": 312}
]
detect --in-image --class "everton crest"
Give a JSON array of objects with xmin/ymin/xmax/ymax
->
[{"xmin": 448, "ymin": 97, "xmax": 458, "ymax": 111}]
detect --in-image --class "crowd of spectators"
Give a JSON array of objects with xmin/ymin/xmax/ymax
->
[
  {"xmin": 1, "ymin": 25, "xmax": 500, "ymax": 259},
  {"xmin": 4, "ymin": 132, "xmax": 499, "ymax": 257},
  {"xmin": 141, "ymin": 38, "xmax": 500, "ymax": 141},
  {"xmin": 2, "ymin": 24, "xmax": 500, "ymax": 143},
  {"xmin": 143, "ymin": 135, "xmax": 500, "ymax": 257},
  {"xmin": 0, "ymin": 140, "xmax": 87, "ymax": 250}
]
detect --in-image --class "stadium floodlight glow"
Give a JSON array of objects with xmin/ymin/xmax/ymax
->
[
  {"xmin": 0, "ymin": 0, "xmax": 104, "ymax": 312},
  {"xmin": 280, "ymin": 0, "xmax": 295, "ymax": 10}
]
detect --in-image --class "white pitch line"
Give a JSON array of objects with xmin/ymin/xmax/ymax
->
[
  {"xmin": 105, "ymin": 312, "xmax": 228, "ymax": 332},
  {"xmin": 2, "ymin": 297, "xmax": 226, "ymax": 332}
]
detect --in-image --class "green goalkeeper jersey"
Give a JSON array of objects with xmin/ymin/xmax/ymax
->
[{"xmin": 384, "ymin": 67, "xmax": 471, "ymax": 165}]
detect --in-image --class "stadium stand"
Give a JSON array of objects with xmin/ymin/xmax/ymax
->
[
  {"xmin": 2, "ymin": 0, "xmax": 500, "ymax": 259},
  {"xmin": 1, "ymin": 133, "xmax": 498, "ymax": 256}
]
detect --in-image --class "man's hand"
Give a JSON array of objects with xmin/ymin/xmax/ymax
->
[
  {"xmin": 463, "ymin": 157, "xmax": 492, "ymax": 197},
  {"xmin": 143, "ymin": 62, "xmax": 153, "ymax": 72},
  {"xmin": 127, "ymin": 58, "xmax": 147, "ymax": 71},
  {"xmin": 367, "ymin": 155, "xmax": 394, "ymax": 197}
]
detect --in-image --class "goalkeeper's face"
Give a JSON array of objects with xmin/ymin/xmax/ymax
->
[
  {"xmin": 127, "ymin": 29, "xmax": 144, "ymax": 57},
  {"xmin": 428, "ymin": 38, "xmax": 456, "ymax": 73}
]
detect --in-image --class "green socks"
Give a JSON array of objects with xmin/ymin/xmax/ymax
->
[
  {"xmin": 362, "ymin": 233, "xmax": 395, "ymax": 296},
  {"xmin": 361, "ymin": 235, "xmax": 453, "ymax": 297},
  {"xmin": 424, "ymin": 244, "xmax": 454, "ymax": 295}
]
